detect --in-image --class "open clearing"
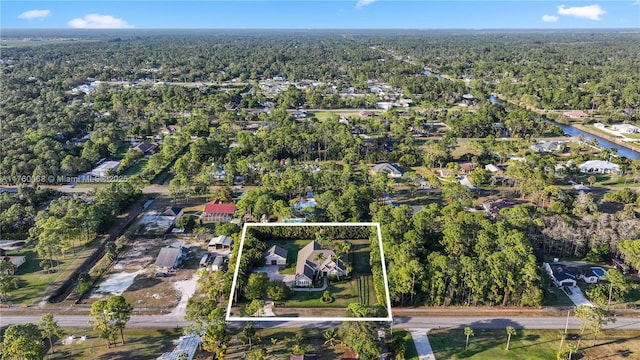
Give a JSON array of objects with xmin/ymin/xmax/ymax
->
[
  {"xmin": 47, "ymin": 327, "xmax": 182, "ymax": 360},
  {"xmin": 429, "ymin": 328, "xmax": 640, "ymax": 360}
]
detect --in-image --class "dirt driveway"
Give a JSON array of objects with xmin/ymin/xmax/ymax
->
[{"xmin": 253, "ymin": 265, "xmax": 296, "ymax": 286}]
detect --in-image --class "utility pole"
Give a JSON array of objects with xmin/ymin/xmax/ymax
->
[{"xmin": 559, "ymin": 308, "xmax": 571, "ymax": 352}]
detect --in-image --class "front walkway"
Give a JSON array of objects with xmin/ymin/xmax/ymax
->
[{"xmin": 409, "ymin": 328, "xmax": 436, "ymax": 360}]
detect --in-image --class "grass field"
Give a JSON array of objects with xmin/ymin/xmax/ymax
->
[
  {"xmin": 541, "ymin": 276, "xmax": 574, "ymax": 307},
  {"xmin": 393, "ymin": 329, "xmax": 419, "ymax": 360},
  {"xmin": 121, "ymin": 159, "xmax": 148, "ymax": 177},
  {"xmin": 224, "ymin": 327, "xmax": 344, "ymax": 360},
  {"xmin": 283, "ymin": 275, "xmax": 374, "ymax": 308},
  {"xmin": 8, "ymin": 245, "xmax": 96, "ymax": 305},
  {"xmin": 429, "ymin": 328, "xmax": 640, "ymax": 360},
  {"xmin": 46, "ymin": 327, "xmax": 182, "ymax": 360}
]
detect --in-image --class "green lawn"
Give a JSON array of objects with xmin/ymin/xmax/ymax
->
[
  {"xmin": 8, "ymin": 247, "xmax": 86, "ymax": 305},
  {"xmin": 430, "ymin": 329, "xmax": 640, "ymax": 360},
  {"xmin": 47, "ymin": 327, "xmax": 182, "ymax": 360},
  {"xmin": 541, "ymin": 276, "xmax": 574, "ymax": 307},
  {"xmin": 350, "ymin": 239, "xmax": 372, "ymax": 274},
  {"xmin": 224, "ymin": 327, "xmax": 344, "ymax": 360},
  {"xmin": 308, "ymin": 111, "xmax": 337, "ymax": 121},
  {"xmin": 121, "ymin": 159, "xmax": 148, "ymax": 177},
  {"xmin": 393, "ymin": 329, "xmax": 419, "ymax": 360},
  {"xmin": 284, "ymin": 277, "xmax": 361, "ymax": 308}
]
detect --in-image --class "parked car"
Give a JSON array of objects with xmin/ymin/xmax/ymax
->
[{"xmin": 563, "ymin": 286, "xmax": 573, "ymax": 295}]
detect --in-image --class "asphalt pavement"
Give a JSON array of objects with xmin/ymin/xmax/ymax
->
[{"xmin": 3, "ymin": 314, "xmax": 640, "ymax": 330}]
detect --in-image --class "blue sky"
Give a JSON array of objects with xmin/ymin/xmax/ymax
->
[{"xmin": 1, "ymin": 1, "xmax": 639, "ymax": 29}]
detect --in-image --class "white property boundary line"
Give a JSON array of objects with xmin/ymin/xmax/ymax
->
[{"xmin": 226, "ymin": 222, "xmax": 393, "ymax": 322}]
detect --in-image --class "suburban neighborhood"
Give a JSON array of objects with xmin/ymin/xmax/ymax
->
[{"xmin": 1, "ymin": 16, "xmax": 640, "ymax": 360}]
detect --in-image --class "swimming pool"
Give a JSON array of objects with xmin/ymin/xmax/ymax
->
[{"xmin": 591, "ymin": 267, "xmax": 606, "ymax": 277}]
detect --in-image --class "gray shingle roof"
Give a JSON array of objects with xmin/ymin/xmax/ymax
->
[
  {"xmin": 265, "ymin": 245, "xmax": 288, "ymax": 259},
  {"xmin": 372, "ymin": 162, "xmax": 402, "ymax": 175},
  {"xmin": 154, "ymin": 247, "xmax": 181, "ymax": 269}
]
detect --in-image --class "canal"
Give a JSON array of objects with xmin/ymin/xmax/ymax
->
[
  {"xmin": 488, "ymin": 94, "xmax": 639, "ymax": 160},
  {"xmin": 550, "ymin": 121, "xmax": 640, "ymax": 160}
]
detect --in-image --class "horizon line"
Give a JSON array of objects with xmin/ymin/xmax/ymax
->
[{"xmin": 2, "ymin": 27, "xmax": 639, "ymax": 31}]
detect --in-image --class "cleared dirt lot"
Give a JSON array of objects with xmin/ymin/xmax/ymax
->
[{"xmin": 86, "ymin": 234, "xmax": 204, "ymax": 311}]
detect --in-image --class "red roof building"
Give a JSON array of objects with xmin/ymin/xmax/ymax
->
[{"xmin": 201, "ymin": 200, "xmax": 236, "ymax": 223}]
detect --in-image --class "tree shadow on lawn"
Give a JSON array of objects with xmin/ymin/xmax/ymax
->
[
  {"xmin": 433, "ymin": 318, "xmax": 524, "ymax": 358},
  {"xmin": 589, "ymin": 334, "xmax": 640, "ymax": 349},
  {"xmin": 93, "ymin": 331, "xmax": 179, "ymax": 360}
]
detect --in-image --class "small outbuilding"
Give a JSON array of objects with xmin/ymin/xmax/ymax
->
[
  {"xmin": 211, "ymin": 256, "xmax": 227, "ymax": 271},
  {"xmin": 154, "ymin": 247, "xmax": 189, "ymax": 271},
  {"xmin": 208, "ymin": 235, "xmax": 233, "ymax": 251},
  {"xmin": 264, "ymin": 245, "xmax": 288, "ymax": 266}
]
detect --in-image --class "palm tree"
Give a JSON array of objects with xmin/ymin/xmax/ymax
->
[
  {"xmin": 464, "ymin": 327, "xmax": 474, "ymax": 351},
  {"xmin": 567, "ymin": 343, "xmax": 578, "ymax": 359},
  {"xmin": 505, "ymin": 326, "xmax": 516, "ymax": 350},
  {"xmin": 323, "ymin": 328, "xmax": 338, "ymax": 347}
]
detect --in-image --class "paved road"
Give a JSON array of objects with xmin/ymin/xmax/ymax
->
[{"xmin": 3, "ymin": 314, "xmax": 640, "ymax": 330}]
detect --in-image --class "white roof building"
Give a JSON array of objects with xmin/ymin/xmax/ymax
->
[
  {"xmin": 579, "ymin": 160, "xmax": 621, "ymax": 175},
  {"xmin": 612, "ymin": 124, "xmax": 640, "ymax": 134}
]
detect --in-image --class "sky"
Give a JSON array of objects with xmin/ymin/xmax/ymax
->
[{"xmin": 1, "ymin": 1, "xmax": 639, "ymax": 29}]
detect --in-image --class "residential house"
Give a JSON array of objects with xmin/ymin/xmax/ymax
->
[
  {"xmin": 163, "ymin": 206, "xmax": 184, "ymax": 220},
  {"xmin": 482, "ymin": 198, "xmax": 516, "ymax": 219},
  {"xmin": 295, "ymin": 241, "xmax": 348, "ymax": 287},
  {"xmin": 530, "ymin": 141, "xmax": 566, "ymax": 154},
  {"xmin": 376, "ymin": 102, "xmax": 395, "ymax": 111},
  {"xmin": 563, "ymin": 110, "xmax": 589, "ymax": 119},
  {"xmin": 156, "ymin": 334, "xmax": 200, "ymax": 360},
  {"xmin": 78, "ymin": 160, "xmax": 120, "ymax": 181},
  {"xmin": 542, "ymin": 262, "xmax": 578, "ymax": 287},
  {"xmin": 201, "ymin": 201, "xmax": 236, "ymax": 223},
  {"xmin": 484, "ymin": 164, "xmax": 504, "ymax": 174},
  {"xmin": 154, "ymin": 247, "xmax": 189, "ymax": 271},
  {"xmin": 612, "ymin": 124, "xmax": 640, "ymax": 134},
  {"xmin": 578, "ymin": 160, "xmax": 621, "ymax": 175},
  {"xmin": 208, "ymin": 235, "xmax": 233, "ymax": 251},
  {"xmin": 459, "ymin": 162, "xmax": 475, "ymax": 174},
  {"xmin": 209, "ymin": 164, "xmax": 227, "ymax": 181},
  {"xmin": 372, "ymin": 163, "xmax": 403, "ymax": 178},
  {"xmin": 1, "ymin": 253, "xmax": 26, "ymax": 275},
  {"xmin": 293, "ymin": 110, "xmax": 307, "ymax": 118},
  {"xmin": 264, "ymin": 245, "xmax": 288, "ymax": 266},
  {"xmin": 359, "ymin": 110, "xmax": 376, "ymax": 117},
  {"xmin": 133, "ymin": 141, "xmax": 159, "ymax": 155},
  {"xmin": 161, "ymin": 125, "xmax": 179, "ymax": 135}
]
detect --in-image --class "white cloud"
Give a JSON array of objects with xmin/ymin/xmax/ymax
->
[
  {"xmin": 557, "ymin": 4, "xmax": 606, "ymax": 21},
  {"xmin": 18, "ymin": 9, "xmax": 51, "ymax": 20},
  {"xmin": 68, "ymin": 14, "xmax": 134, "ymax": 29},
  {"xmin": 632, "ymin": 0, "xmax": 640, "ymax": 5},
  {"xmin": 356, "ymin": 0, "xmax": 376, "ymax": 9},
  {"xmin": 542, "ymin": 14, "xmax": 559, "ymax": 22}
]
